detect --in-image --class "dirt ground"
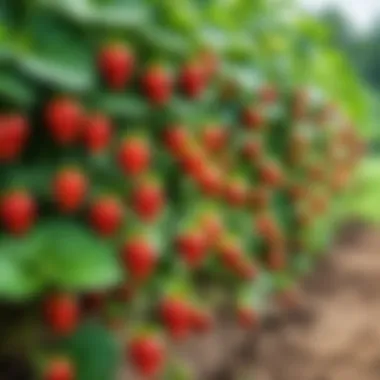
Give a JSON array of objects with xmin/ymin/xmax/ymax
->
[{"xmin": 177, "ymin": 223, "xmax": 380, "ymax": 380}]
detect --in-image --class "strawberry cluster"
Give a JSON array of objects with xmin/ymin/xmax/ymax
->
[{"xmin": 0, "ymin": 41, "xmax": 364, "ymax": 379}]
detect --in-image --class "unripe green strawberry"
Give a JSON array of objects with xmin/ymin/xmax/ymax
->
[
  {"xmin": 89, "ymin": 196, "xmax": 124, "ymax": 236},
  {"xmin": 44, "ymin": 294, "xmax": 79, "ymax": 335},
  {"xmin": 0, "ymin": 190, "xmax": 36, "ymax": 235},
  {"xmin": 52, "ymin": 168, "xmax": 88, "ymax": 213},
  {"xmin": 45, "ymin": 98, "xmax": 83, "ymax": 145},
  {"xmin": 44, "ymin": 358, "xmax": 74, "ymax": 380},
  {"xmin": 82, "ymin": 113, "xmax": 112, "ymax": 153},
  {"xmin": 0, "ymin": 114, "xmax": 29, "ymax": 162},
  {"xmin": 121, "ymin": 236, "xmax": 157, "ymax": 282},
  {"xmin": 198, "ymin": 47, "xmax": 219, "ymax": 79},
  {"xmin": 129, "ymin": 334, "xmax": 165, "ymax": 377},
  {"xmin": 142, "ymin": 65, "xmax": 172, "ymax": 105},
  {"xmin": 98, "ymin": 43, "xmax": 134, "ymax": 90}
]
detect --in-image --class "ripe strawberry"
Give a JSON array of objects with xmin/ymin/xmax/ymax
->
[
  {"xmin": 242, "ymin": 139, "xmax": 262, "ymax": 162},
  {"xmin": 200, "ymin": 212, "xmax": 224, "ymax": 248},
  {"xmin": 224, "ymin": 179, "xmax": 247, "ymax": 206},
  {"xmin": 249, "ymin": 187, "xmax": 270, "ymax": 210},
  {"xmin": 180, "ymin": 144, "xmax": 206, "ymax": 177},
  {"xmin": 242, "ymin": 107, "xmax": 264, "ymax": 129},
  {"xmin": 89, "ymin": 196, "xmax": 124, "ymax": 236},
  {"xmin": 190, "ymin": 308, "xmax": 213, "ymax": 333},
  {"xmin": 236, "ymin": 259, "xmax": 257, "ymax": 281},
  {"xmin": 0, "ymin": 115, "xmax": 29, "ymax": 162},
  {"xmin": 259, "ymin": 84, "xmax": 277, "ymax": 103},
  {"xmin": 45, "ymin": 98, "xmax": 83, "ymax": 145},
  {"xmin": 237, "ymin": 307, "xmax": 259, "ymax": 329},
  {"xmin": 198, "ymin": 48, "xmax": 219, "ymax": 79},
  {"xmin": 118, "ymin": 136, "xmax": 150, "ymax": 176},
  {"xmin": 267, "ymin": 248, "xmax": 286, "ymax": 271},
  {"xmin": 129, "ymin": 335, "xmax": 165, "ymax": 377},
  {"xmin": 160, "ymin": 297, "xmax": 191, "ymax": 340},
  {"xmin": 142, "ymin": 65, "xmax": 172, "ymax": 105},
  {"xmin": 202, "ymin": 125, "xmax": 227, "ymax": 153},
  {"xmin": 255, "ymin": 213, "xmax": 279, "ymax": 241},
  {"xmin": 176, "ymin": 229, "xmax": 207, "ymax": 268},
  {"xmin": 179, "ymin": 61, "xmax": 206, "ymax": 98},
  {"xmin": 44, "ymin": 358, "xmax": 74, "ymax": 380},
  {"xmin": 195, "ymin": 164, "xmax": 223, "ymax": 196},
  {"xmin": 219, "ymin": 238, "xmax": 242, "ymax": 273},
  {"xmin": 0, "ymin": 190, "xmax": 36, "ymax": 235},
  {"xmin": 52, "ymin": 168, "xmax": 88, "ymax": 213},
  {"xmin": 163, "ymin": 125, "xmax": 189, "ymax": 158},
  {"xmin": 131, "ymin": 179, "xmax": 164, "ymax": 221},
  {"xmin": 45, "ymin": 294, "xmax": 79, "ymax": 335},
  {"xmin": 121, "ymin": 236, "xmax": 157, "ymax": 282},
  {"xmin": 98, "ymin": 43, "xmax": 134, "ymax": 90},
  {"xmin": 82, "ymin": 114, "xmax": 112, "ymax": 153},
  {"xmin": 259, "ymin": 161, "xmax": 283, "ymax": 187}
]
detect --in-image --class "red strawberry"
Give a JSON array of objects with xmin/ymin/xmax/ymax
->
[
  {"xmin": 180, "ymin": 144, "xmax": 205, "ymax": 177},
  {"xmin": 0, "ymin": 115, "xmax": 29, "ymax": 162},
  {"xmin": 0, "ymin": 190, "xmax": 36, "ymax": 235},
  {"xmin": 255, "ymin": 213, "xmax": 279, "ymax": 241},
  {"xmin": 82, "ymin": 114, "xmax": 112, "ymax": 153},
  {"xmin": 200, "ymin": 212, "xmax": 224, "ymax": 248},
  {"xmin": 259, "ymin": 161, "xmax": 283, "ymax": 187},
  {"xmin": 242, "ymin": 139, "xmax": 262, "ymax": 162},
  {"xmin": 259, "ymin": 84, "xmax": 277, "ymax": 103},
  {"xmin": 160, "ymin": 297, "xmax": 191, "ymax": 340},
  {"xmin": 179, "ymin": 61, "xmax": 206, "ymax": 98},
  {"xmin": 224, "ymin": 179, "xmax": 247, "ymax": 206},
  {"xmin": 45, "ymin": 98, "xmax": 83, "ymax": 145},
  {"xmin": 129, "ymin": 335, "xmax": 165, "ymax": 377},
  {"xmin": 163, "ymin": 125, "xmax": 189, "ymax": 158},
  {"xmin": 52, "ymin": 168, "xmax": 88, "ymax": 213},
  {"xmin": 267, "ymin": 248, "xmax": 286, "ymax": 271},
  {"xmin": 219, "ymin": 238, "xmax": 242, "ymax": 273},
  {"xmin": 236, "ymin": 259, "xmax": 257, "ymax": 280},
  {"xmin": 121, "ymin": 237, "xmax": 157, "ymax": 282},
  {"xmin": 176, "ymin": 229, "xmax": 207, "ymax": 268},
  {"xmin": 202, "ymin": 125, "xmax": 227, "ymax": 153},
  {"xmin": 249, "ymin": 187, "xmax": 270, "ymax": 210},
  {"xmin": 45, "ymin": 294, "xmax": 79, "ymax": 335},
  {"xmin": 142, "ymin": 65, "xmax": 172, "ymax": 105},
  {"xmin": 98, "ymin": 44, "xmax": 134, "ymax": 90},
  {"xmin": 195, "ymin": 164, "xmax": 223, "ymax": 196},
  {"xmin": 190, "ymin": 308, "xmax": 213, "ymax": 333},
  {"xmin": 198, "ymin": 48, "xmax": 219, "ymax": 79},
  {"xmin": 237, "ymin": 307, "xmax": 259, "ymax": 329},
  {"xmin": 44, "ymin": 358, "xmax": 74, "ymax": 380},
  {"xmin": 89, "ymin": 196, "xmax": 124, "ymax": 236},
  {"xmin": 242, "ymin": 107, "xmax": 264, "ymax": 129},
  {"xmin": 132, "ymin": 179, "xmax": 164, "ymax": 222},
  {"xmin": 118, "ymin": 137, "xmax": 150, "ymax": 176}
]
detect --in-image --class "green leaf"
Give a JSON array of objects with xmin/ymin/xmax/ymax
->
[
  {"xmin": 0, "ymin": 70, "xmax": 35, "ymax": 106},
  {"xmin": 34, "ymin": 222, "xmax": 122, "ymax": 291},
  {"xmin": 63, "ymin": 321, "xmax": 120, "ymax": 380}
]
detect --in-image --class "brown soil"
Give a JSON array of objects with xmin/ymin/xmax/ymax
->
[
  {"xmin": 123, "ymin": 223, "xmax": 380, "ymax": 380},
  {"xmin": 177, "ymin": 223, "xmax": 380, "ymax": 380}
]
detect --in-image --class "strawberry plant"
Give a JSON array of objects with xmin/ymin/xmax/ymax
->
[{"xmin": 0, "ymin": 0, "xmax": 366, "ymax": 379}]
